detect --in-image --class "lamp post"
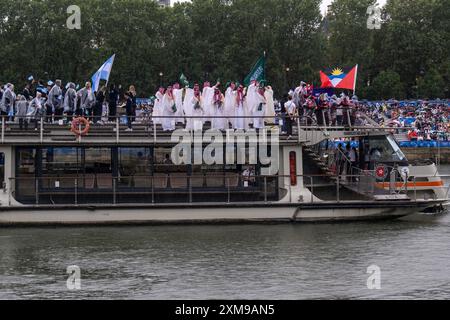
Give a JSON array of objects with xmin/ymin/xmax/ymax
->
[
  {"xmin": 285, "ymin": 67, "xmax": 290, "ymax": 92},
  {"xmin": 159, "ymin": 72, "xmax": 163, "ymax": 87}
]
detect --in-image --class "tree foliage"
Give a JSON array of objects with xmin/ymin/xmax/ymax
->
[
  {"xmin": 368, "ymin": 70, "xmax": 405, "ymax": 100},
  {"xmin": 0, "ymin": 0, "xmax": 448, "ymax": 99}
]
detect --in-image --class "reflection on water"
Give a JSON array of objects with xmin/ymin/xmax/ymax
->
[
  {"xmin": 1, "ymin": 214, "xmax": 449, "ymax": 300},
  {"xmin": 0, "ymin": 167, "xmax": 449, "ymax": 300}
]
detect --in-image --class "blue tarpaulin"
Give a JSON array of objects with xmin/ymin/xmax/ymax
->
[
  {"xmin": 363, "ymin": 100, "xmax": 450, "ymax": 108},
  {"xmin": 136, "ymin": 98, "xmax": 152, "ymax": 105},
  {"xmin": 399, "ymin": 141, "xmax": 449, "ymax": 148},
  {"xmin": 398, "ymin": 117, "xmax": 416, "ymax": 126}
]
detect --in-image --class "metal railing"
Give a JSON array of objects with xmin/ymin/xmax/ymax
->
[
  {"xmin": 6, "ymin": 172, "xmax": 448, "ymax": 207},
  {"xmin": 0, "ymin": 114, "xmax": 408, "ymax": 145}
]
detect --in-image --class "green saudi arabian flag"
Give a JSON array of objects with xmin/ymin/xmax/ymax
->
[
  {"xmin": 179, "ymin": 73, "xmax": 189, "ymax": 87},
  {"xmin": 243, "ymin": 54, "xmax": 266, "ymax": 86}
]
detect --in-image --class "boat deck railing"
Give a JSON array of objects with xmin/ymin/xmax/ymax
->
[
  {"xmin": 4, "ymin": 173, "xmax": 446, "ymax": 207},
  {"xmin": 0, "ymin": 114, "xmax": 403, "ymax": 146}
]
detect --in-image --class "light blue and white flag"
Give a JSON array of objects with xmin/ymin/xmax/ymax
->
[{"xmin": 91, "ymin": 54, "xmax": 116, "ymax": 92}]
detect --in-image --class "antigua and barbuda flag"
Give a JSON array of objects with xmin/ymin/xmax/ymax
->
[{"xmin": 320, "ymin": 65, "xmax": 358, "ymax": 91}]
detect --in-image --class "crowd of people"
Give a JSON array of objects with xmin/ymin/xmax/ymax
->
[
  {"xmin": 0, "ymin": 77, "xmax": 278, "ymax": 133},
  {"xmin": 356, "ymin": 100, "xmax": 450, "ymax": 142},
  {"xmin": 1, "ymin": 76, "xmax": 449, "ymax": 140},
  {"xmin": 0, "ymin": 77, "xmax": 134, "ymax": 131},
  {"xmin": 276, "ymin": 81, "xmax": 360, "ymax": 137},
  {"xmin": 277, "ymin": 80, "xmax": 450, "ymax": 141},
  {"xmin": 151, "ymin": 80, "xmax": 275, "ymax": 132}
]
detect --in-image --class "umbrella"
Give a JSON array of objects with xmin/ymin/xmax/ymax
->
[{"xmin": 387, "ymin": 120, "xmax": 401, "ymax": 127}]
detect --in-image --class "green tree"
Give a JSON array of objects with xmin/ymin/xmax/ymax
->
[
  {"xmin": 375, "ymin": 0, "xmax": 449, "ymax": 98},
  {"xmin": 417, "ymin": 68, "xmax": 446, "ymax": 99},
  {"xmin": 325, "ymin": 0, "xmax": 377, "ymax": 92},
  {"xmin": 0, "ymin": 0, "xmax": 448, "ymax": 99},
  {"xmin": 368, "ymin": 70, "xmax": 405, "ymax": 100}
]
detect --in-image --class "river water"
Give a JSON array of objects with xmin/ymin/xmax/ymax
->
[{"xmin": 1, "ymin": 171, "xmax": 450, "ymax": 300}]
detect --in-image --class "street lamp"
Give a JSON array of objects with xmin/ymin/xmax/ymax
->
[
  {"xmin": 159, "ymin": 72, "xmax": 163, "ymax": 87},
  {"xmin": 285, "ymin": 67, "xmax": 290, "ymax": 91}
]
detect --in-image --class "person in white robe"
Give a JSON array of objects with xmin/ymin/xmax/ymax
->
[
  {"xmin": 264, "ymin": 85, "xmax": 275, "ymax": 124},
  {"xmin": 162, "ymin": 86, "xmax": 176, "ymax": 131},
  {"xmin": 245, "ymin": 80, "xmax": 259, "ymax": 126},
  {"xmin": 183, "ymin": 85, "xmax": 195, "ymax": 130},
  {"xmin": 191, "ymin": 84, "xmax": 204, "ymax": 132},
  {"xmin": 224, "ymin": 82, "xmax": 237, "ymax": 128},
  {"xmin": 252, "ymin": 86, "xmax": 266, "ymax": 129},
  {"xmin": 234, "ymin": 84, "xmax": 248, "ymax": 130},
  {"xmin": 172, "ymin": 83, "xmax": 185, "ymax": 124},
  {"xmin": 153, "ymin": 87, "xmax": 165, "ymax": 125},
  {"xmin": 211, "ymin": 88, "xmax": 226, "ymax": 130},
  {"xmin": 201, "ymin": 81, "xmax": 215, "ymax": 123}
]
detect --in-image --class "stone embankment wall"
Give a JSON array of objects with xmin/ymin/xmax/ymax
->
[{"xmin": 403, "ymin": 148, "xmax": 450, "ymax": 164}]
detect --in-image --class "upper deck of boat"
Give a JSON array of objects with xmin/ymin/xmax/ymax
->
[{"xmin": 0, "ymin": 117, "xmax": 393, "ymax": 147}]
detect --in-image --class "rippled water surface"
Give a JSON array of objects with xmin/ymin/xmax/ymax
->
[
  {"xmin": 1, "ymin": 214, "xmax": 449, "ymax": 300},
  {"xmin": 1, "ymin": 170, "xmax": 450, "ymax": 300}
]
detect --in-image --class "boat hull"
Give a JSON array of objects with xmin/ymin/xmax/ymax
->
[{"xmin": 0, "ymin": 201, "xmax": 443, "ymax": 226}]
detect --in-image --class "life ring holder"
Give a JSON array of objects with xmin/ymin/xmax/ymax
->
[
  {"xmin": 375, "ymin": 164, "xmax": 388, "ymax": 181},
  {"xmin": 71, "ymin": 117, "xmax": 90, "ymax": 136}
]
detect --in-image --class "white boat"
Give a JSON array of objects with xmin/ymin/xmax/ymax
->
[{"xmin": 0, "ymin": 114, "xmax": 447, "ymax": 225}]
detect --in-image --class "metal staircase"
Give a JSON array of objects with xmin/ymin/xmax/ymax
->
[{"xmin": 303, "ymin": 145, "xmax": 408, "ymax": 200}]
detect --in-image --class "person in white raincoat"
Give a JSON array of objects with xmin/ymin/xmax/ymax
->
[
  {"xmin": 77, "ymin": 82, "xmax": 95, "ymax": 119},
  {"xmin": 162, "ymin": 86, "xmax": 177, "ymax": 131},
  {"xmin": 224, "ymin": 82, "xmax": 237, "ymax": 128},
  {"xmin": 16, "ymin": 95, "xmax": 29, "ymax": 130},
  {"xmin": 1, "ymin": 84, "xmax": 16, "ymax": 121},
  {"xmin": 63, "ymin": 82, "xmax": 77, "ymax": 123},
  {"xmin": 28, "ymin": 92, "xmax": 43, "ymax": 130},
  {"xmin": 153, "ymin": 87, "xmax": 165, "ymax": 125}
]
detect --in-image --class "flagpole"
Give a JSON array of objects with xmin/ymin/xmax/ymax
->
[
  {"xmin": 105, "ymin": 54, "xmax": 115, "ymax": 90},
  {"xmin": 353, "ymin": 64, "xmax": 358, "ymax": 96},
  {"xmin": 263, "ymin": 51, "xmax": 267, "ymax": 84}
]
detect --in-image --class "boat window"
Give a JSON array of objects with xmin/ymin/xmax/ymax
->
[
  {"xmin": 196, "ymin": 145, "xmax": 259, "ymax": 188},
  {"xmin": 42, "ymin": 147, "xmax": 82, "ymax": 176},
  {"xmin": 387, "ymin": 135, "xmax": 406, "ymax": 162},
  {"xmin": 118, "ymin": 147, "xmax": 152, "ymax": 188},
  {"xmin": 366, "ymin": 136, "xmax": 406, "ymax": 162},
  {"xmin": 118, "ymin": 148, "xmax": 152, "ymax": 176},
  {"xmin": 17, "ymin": 148, "xmax": 36, "ymax": 176},
  {"xmin": 16, "ymin": 148, "xmax": 36, "ymax": 197},
  {"xmin": 84, "ymin": 148, "xmax": 112, "ymax": 174},
  {"xmin": 154, "ymin": 147, "xmax": 188, "ymax": 174}
]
